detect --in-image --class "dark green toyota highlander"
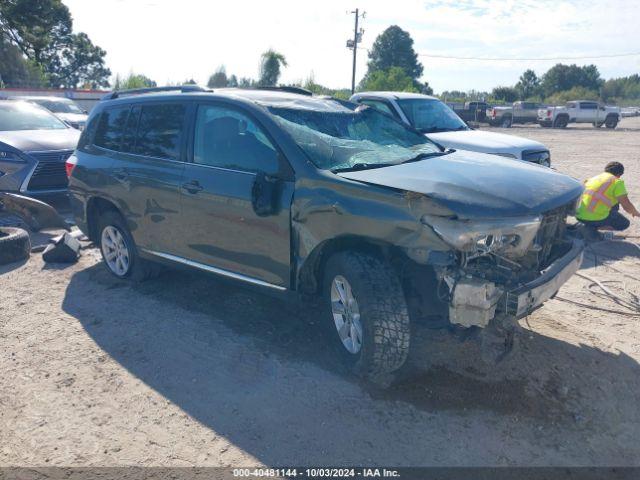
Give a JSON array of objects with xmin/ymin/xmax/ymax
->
[{"xmin": 68, "ymin": 86, "xmax": 584, "ymax": 380}]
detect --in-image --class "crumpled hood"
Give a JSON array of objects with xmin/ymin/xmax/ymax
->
[
  {"xmin": 0, "ymin": 128, "xmax": 80, "ymax": 153},
  {"xmin": 427, "ymin": 129, "xmax": 547, "ymax": 157},
  {"xmin": 337, "ymin": 149, "xmax": 583, "ymax": 218}
]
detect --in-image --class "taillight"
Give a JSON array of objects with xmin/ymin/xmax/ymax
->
[
  {"xmin": 491, "ymin": 109, "xmax": 496, "ymax": 118},
  {"xmin": 547, "ymin": 110, "xmax": 552, "ymax": 118},
  {"xmin": 65, "ymin": 154, "xmax": 77, "ymax": 178}
]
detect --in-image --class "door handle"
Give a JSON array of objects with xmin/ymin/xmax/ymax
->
[{"xmin": 182, "ymin": 180, "xmax": 203, "ymax": 194}]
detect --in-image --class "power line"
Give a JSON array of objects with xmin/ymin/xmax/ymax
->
[{"xmin": 416, "ymin": 51, "xmax": 640, "ymax": 61}]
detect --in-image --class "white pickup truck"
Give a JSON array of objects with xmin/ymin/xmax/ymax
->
[{"xmin": 538, "ymin": 100, "xmax": 621, "ymax": 129}]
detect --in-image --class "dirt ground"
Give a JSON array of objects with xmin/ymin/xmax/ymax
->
[{"xmin": 1, "ymin": 117, "xmax": 640, "ymax": 467}]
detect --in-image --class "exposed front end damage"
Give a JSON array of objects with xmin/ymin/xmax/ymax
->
[{"xmin": 420, "ymin": 201, "xmax": 583, "ymax": 329}]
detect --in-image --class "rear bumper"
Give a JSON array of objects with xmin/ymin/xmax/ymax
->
[{"xmin": 502, "ymin": 238, "xmax": 584, "ymax": 318}]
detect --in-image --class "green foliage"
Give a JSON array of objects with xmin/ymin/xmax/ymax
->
[
  {"xmin": 227, "ymin": 74, "xmax": 238, "ymax": 88},
  {"xmin": 601, "ymin": 74, "xmax": 640, "ymax": 101},
  {"xmin": 298, "ymin": 73, "xmax": 351, "ymax": 99},
  {"xmin": 0, "ymin": 0, "xmax": 110, "ymax": 88},
  {"xmin": 515, "ymin": 69, "xmax": 540, "ymax": 99},
  {"xmin": 237, "ymin": 77, "xmax": 255, "ymax": 88},
  {"xmin": 366, "ymin": 26, "xmax": 423, "ymax": 81},
  {"xmin": 259, "ymin": 49, "xmax": 287, "ymax": 86},
  {"xmin": 0, "ymin": 0, "xmax": 71, "ymax": 64},
  {"xmin": 207, "ymin": 65, "xmax": 228, "ymax": 88},
  {"xmin": 113, "ymin": 73, "xmax": 157, "ymax": 90},
  {"xmin": 360, "ymin": 67, "xmax": 418, "ymax": 93},
  {"xmin": 439, "ymin": 90, "xmax": 490, "ymax": 103},
  {"xmin": 47, "ymin": 32, "xmax": 110, "ymax": 88},
  {"xmin": 544, "ymin": 86, "xmax": 599, "ymax": 105},
  {"xmin": 491, "ymin": 86, "xmax": 519, "ymax": 103},
  {"xmin": 541, "ymin": 63, "xmax": 603, "ymax": 97},
  {"xmin": 0, "ymin": 37, "xmax": 47, "ymax": 87}
]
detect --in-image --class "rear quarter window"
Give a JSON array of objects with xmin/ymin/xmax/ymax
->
[{"xmin": 93, "ymin": 106, "xmax": 130, "ymax": 151}]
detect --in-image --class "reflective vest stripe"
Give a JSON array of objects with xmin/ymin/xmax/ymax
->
[{"xmin": 586, "ymin": 176, "xmax": 616, "ymax": 212}]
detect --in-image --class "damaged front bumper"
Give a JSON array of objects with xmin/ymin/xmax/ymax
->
[
  {"xmin": 448, "ymin": 238, "xmax": 584, "ymax": 327},
  {"xmin": 503, "ymin": 238, "xmax": 584, "ymax": 318}
]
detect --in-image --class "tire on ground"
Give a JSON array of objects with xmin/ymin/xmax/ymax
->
[
  {"xmin": 97, "ymin": 211, "xmax": 161, "ymax": 282},
  {"xmin": 605, "ymin": 115, "xmax": 618, "ymax": 129},
  {"xmin": 0, "ymin": 227, "xmax": 31, "ymax": 265},
  {"xmin": 553, "ymin": 115, "xmax": 568, "ymax": 128},
  {"xmin": 323, "ymin": 251, "xmax": 411, "ymax": 381}
]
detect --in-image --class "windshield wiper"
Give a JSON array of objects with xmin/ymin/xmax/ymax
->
[
  {"xmin": 331, "ymin": 162, "xmax": 395, "ymax": 173},
  {"xmin": 399, "ymin": 151, "xmax": 449, "ymax": 165},
  {"xmin": 422, "ymin": 126, "xmax": 467, "ymax": 133}
]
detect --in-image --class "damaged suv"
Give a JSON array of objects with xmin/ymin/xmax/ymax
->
[{"xmin": 68, "ymin": 86, "xmax": 584, "ymax": 380}]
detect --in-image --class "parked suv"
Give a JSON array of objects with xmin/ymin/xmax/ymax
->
[
  {"xmin": 69, "ymin": 86, "xmax": 584, "ymax": 380},
  {"xmin": 351, "ymin": 92, "xmax": 551, "ymax": 166}
]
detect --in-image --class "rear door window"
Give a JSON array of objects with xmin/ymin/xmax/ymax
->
[
  {"xmin": 580, "ymin": 102, "xmax": 597, "ymax": 110},
  {"xmin": 93, "ymin": 106, "xmax": 130, "ymax": 151},
  {"xmin": 135, "ymin": 103, "xmax": 186, "ymax": 161}
]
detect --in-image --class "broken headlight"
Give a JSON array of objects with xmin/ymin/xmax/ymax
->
[{"xmin": 422, "ymin": 214, "xmax": 541, "ymax": 257}]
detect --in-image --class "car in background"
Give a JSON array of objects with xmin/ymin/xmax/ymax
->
[
  {"xmin": 350, "ymin": 92, "xmax": 551, "ymax": 166},
  {"xmin": 538, "ymin": 101, "xmax": 621, "ymax": 129},
  {"xmin": 15, "ymin": 96, "xmax": 88, "ymax": 130},
  {"xmin": 0, "ymin": 101, "xmax": 80, "ymax": 197},
  {"xmin": 486, "ymin": 101, "xmax": 542, "ymax": 128}
]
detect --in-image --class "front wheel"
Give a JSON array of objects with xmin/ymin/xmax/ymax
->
[{"xmin": 323, "ymin": 251, "xmax": 411, "ymax": 381}]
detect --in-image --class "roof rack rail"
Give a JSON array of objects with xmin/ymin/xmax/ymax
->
[
  {"xmin": 253, "ymin": 86, "xmax": 313, "ymax": 96},
  {"xmin": 102, "ymin": 85, "xmax": 208, "ymax": 101}
]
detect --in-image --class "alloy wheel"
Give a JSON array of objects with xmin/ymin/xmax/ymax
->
[
  {"xmin": 330, "ymin": 275, "xmax": 363, "ymax": 354},
  {"xmin": 101, "ymin": 225, "xmax": 130, "ymax": 276}
]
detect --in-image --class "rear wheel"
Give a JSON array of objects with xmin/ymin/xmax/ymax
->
[
  {"xmin": 500, "ymin": 116, "xmax": 512, "ymax": 128},
  {"xmin": 323, "ymin": 251, "xmax": 411, "ymax": 381},
  {"xmin": 97, "ymin": 211, "xmax": 160, "ymax": 281}
]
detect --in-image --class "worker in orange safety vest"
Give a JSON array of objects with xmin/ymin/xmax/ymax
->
[{"xmin": 576, "ymin": 161, "xmax": 640, "ymax": 236}]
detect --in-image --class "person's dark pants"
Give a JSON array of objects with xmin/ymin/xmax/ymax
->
[{"xmin": 580, "ymin": 205, "xmax": 631, "ymax": 232}]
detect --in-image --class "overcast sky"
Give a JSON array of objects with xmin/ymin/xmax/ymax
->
[{"xmin": 63, "ymin": 0, "xmax": 640, "ymax": 93}]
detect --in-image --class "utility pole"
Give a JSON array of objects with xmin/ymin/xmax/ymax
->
[{"xmin": 347, "ymin": 9, "xmax": 365, "ymax": 95}]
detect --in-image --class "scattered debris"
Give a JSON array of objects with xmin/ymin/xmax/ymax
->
[{"xmin": 42, "ymin": 232, "xmax": 81, "ymax": 264}]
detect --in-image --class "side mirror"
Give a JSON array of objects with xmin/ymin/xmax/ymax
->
[{"xmin": 251, "ymin": 170, "xmax": 282, "ymax": 217}]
